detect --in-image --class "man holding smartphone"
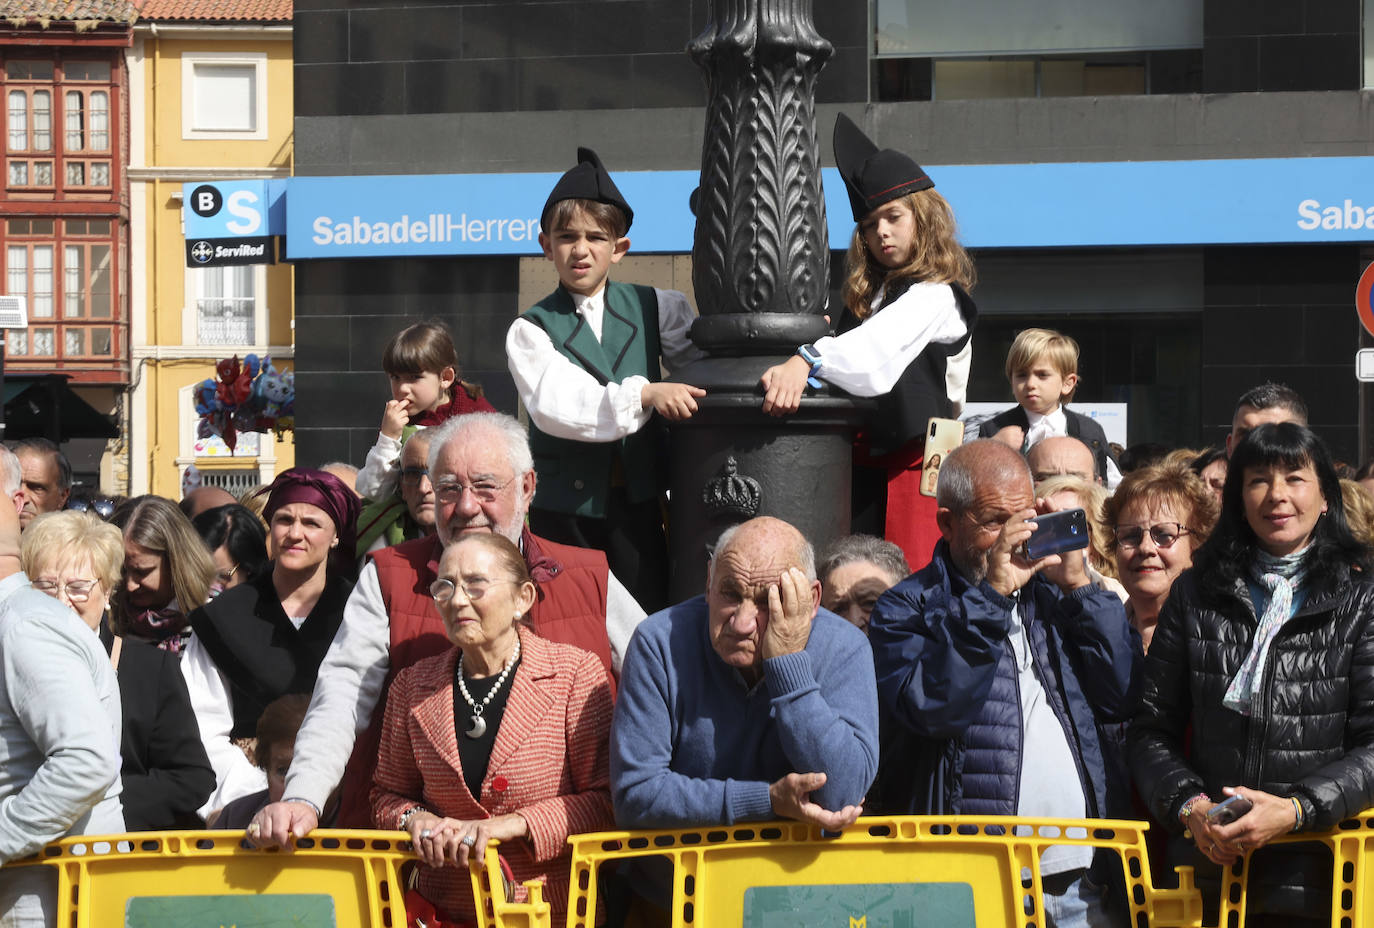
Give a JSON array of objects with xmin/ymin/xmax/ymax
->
[{"xmin": 869, "ymin": 440, "xmax": 1141, "ymax": 928}]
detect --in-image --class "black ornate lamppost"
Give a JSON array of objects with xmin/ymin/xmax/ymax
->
[{"xmin": 666, "ymin": 0, "xmax": 870, "ymax": 599}]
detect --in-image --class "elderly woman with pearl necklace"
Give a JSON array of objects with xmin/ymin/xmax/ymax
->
[{"xmin": 371, "ymin": 531, "xmax": 614, "ymax": 927}]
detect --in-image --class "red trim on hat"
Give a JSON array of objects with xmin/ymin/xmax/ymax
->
[{"xmin": 865, "ymin": 176, "xmax": 930, "ymax": 202}]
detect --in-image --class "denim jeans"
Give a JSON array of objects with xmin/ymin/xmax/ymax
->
[{"xmin": 1041, "ymin": 868, "xmax": 1119, "ymax": 928}]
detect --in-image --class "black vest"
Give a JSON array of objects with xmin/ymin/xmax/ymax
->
[
  {"xmin": 187, "ymin": 569, "xmax": 354, "ymax": 738},
  {"xmin": 837, "ymin": 279, "xmax": 978, "ymax": 457}
]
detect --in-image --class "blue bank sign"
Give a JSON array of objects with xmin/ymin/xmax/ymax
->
[{"xmin": 271, "ymin": 156, "xmax": 1374, "ymax": 259}]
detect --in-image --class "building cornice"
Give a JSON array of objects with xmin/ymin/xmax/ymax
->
[
  {"xmin": 131, "ymin": 345, "xmax": 295, "ymax": 360},
  {"xmin": 127, "ymin": 166, "xmax": 292, "ymax": 181},
  {"xmin": 134, "ymin": 24, "xmax": 291, "ymax": 39}
]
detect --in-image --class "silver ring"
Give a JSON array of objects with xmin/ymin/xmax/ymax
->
[
  {"xmin": 246, "ymin": 822, "xmax": 260, "ymax": 837},
  {"xmin": 461, "ymin": 834, "xmax": 476, "ymax": 847},
  {"xmin": 420, "ymin": 829, "xmax": 432, "ymax": 839}
]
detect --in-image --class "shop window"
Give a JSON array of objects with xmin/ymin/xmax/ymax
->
[
  {"xmin": 182, "ymin": 53, "xmax": 267, "ymax": 140},
  {"xmin": 196, "ymin": 265, "xmax": 256, "ymax": 345}
]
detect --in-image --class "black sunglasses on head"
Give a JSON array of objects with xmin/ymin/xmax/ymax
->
[{"xmin": 67, "ymin": 496, "xmax": 116, "ymax": 520}]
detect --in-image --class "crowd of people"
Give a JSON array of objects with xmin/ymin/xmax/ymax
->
[{"xmin": 2, "ymin": 121, "xmax": 1373, "ymax": 928}]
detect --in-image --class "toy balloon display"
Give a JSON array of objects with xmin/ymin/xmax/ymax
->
[{"xmin": 194, "ymin": 355, "xmax": 295, "ymax": 452}]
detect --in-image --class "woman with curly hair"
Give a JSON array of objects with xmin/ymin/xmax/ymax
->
[
  {"xmin": 1102, "ymin": 460, "xmax": 1219, "ymax": 652},
  {"xmin": 758, "ymin": 114, "xmax": 976, "ymax": 570}
]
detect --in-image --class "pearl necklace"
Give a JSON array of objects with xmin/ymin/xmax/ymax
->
[{"xmin": 456, "ymin": 636, "xmax": 521, "ymax": 740}]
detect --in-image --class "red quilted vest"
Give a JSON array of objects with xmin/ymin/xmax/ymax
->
[{"xmin": 335, "ymin": 530, "xmax": 613, "ymax": 827}]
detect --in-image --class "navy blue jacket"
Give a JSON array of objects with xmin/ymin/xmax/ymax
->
[{"xmin": 869, "ymin": 540, "xmax": 1140, "ymax": 821}]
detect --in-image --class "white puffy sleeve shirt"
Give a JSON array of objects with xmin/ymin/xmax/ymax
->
[
  {"xmin": 506, "ymin": 286, "xmax": 702, "ymax": 442},
  {"xmin": 812, "ymin": 281, "xmax": 969, "ymax": 399}
]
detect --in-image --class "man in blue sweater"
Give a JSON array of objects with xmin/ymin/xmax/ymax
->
[
  {"xmin": 611, "ymin": 516, "xmax": 878, "ymax": 830},
  {"xmin": 869, "ymin": 440, "xmax": 1139, "ymax": 928}
]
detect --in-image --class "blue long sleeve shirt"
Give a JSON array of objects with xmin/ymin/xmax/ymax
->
[{"xmin": 610, "ymin": 596, "xmax": 879, "ymax": 828}]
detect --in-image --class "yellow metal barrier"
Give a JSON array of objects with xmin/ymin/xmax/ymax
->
[
  {"xmin": 9, "ymin": 815, "xmax": 1374, "ymax": 926},
  {"xmin": 475, "ymin": 815, "xmax": 1205, "ymax": 928},
  {"xmin": 1213, "ymin": 812, "xmax": 1374, "ymax": 928},
  {"xmin": 5, "ymin": 829, "xmax": 413, "ymax": 928}
]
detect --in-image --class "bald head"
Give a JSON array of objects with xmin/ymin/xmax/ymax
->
[
  {"xmin": 1027, "ymin": 436, "xmax": 1096, "ymax": 485},
  {"xmin": 180, "ymin": 486, "xmax": 237, "ymax": 520},
  {"xmin": 706, "ymin": 516, "xmax": 821, "ymax": 678},
  {"xmin": 319, "ymin": 462, "xmax": 360, "ymax": 496},
  {"xmin": 712, "ymin": 516, "xmax": 816, "ymax": 583}
]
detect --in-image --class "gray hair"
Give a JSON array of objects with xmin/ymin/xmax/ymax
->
[
  {"xmin": 818, "ymin": 534, "xmax": 909, "ymax": 587},
  {"xmin": 936, "ymin": 440, "xmax": 1032, "ymax": 513},
  {"xmin": 426, "ymin": 412, "xmax": 533, "ymax": 477},
  {"xmin": 11, "ymin": 438, "xmax": 71, "ymax": 491},
  {"xmin": 710, "ymin": 518, "xmax": 817, "ymax": 583},
  {"xmin": 0, "ymin": 446, "xmax": 20, "ymax": 499}
]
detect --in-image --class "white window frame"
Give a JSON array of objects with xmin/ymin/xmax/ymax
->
[
  {"xmin": 183, "ymin": 263, "xmax": 268, "ymax": 348},
  {"xmin": 181, "ymin": 51, "xmax": 268, "ymax": 141}
]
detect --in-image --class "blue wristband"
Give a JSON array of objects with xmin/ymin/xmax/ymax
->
[{"xmin": 796, "ymin": 344, "xmax": 823, "ymax": 389}]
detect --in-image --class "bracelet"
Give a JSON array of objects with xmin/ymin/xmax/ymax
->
[
  {"xmin": 397, "ymin": 805, "xmax": 428, "ymax": 831},
  {"xmin": 282, "ymin": 796, "xmax": 322, "ymax": 819},
  {"xmin": 1290, "ymin": 796, "xmax": 1304, "ymax": 832},
  {"xmin": 796, "ymin": 344, "xmax": 823, "ymax": 389},
  {"xmin": 1178, "ymin": 792, "xmax": 1211, "ymax": 825}
]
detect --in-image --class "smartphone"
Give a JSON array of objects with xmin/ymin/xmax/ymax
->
[
  {"xmin": 920, "ymin": 418, "xmax": 965, "ymax": 498},
  {"xmin": 1205, "ymin": 795, "xmax": 1254, "ymax": 826},
  {"xmin": 1022, "ymin": 508, "xmax": 1091, "ymax": 561}
]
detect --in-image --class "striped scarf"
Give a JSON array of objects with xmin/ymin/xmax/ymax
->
[{"xmin": 1222, "ymin": 548, "xmax": 1310, "ymax": 715}]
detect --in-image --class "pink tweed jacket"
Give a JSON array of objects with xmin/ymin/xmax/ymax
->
[{"xmin": 371, "ymin": 625, "xmax": 614, "ymax": 924}]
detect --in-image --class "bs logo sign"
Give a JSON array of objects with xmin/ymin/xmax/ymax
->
[{"xmin": 190, "ymin": 183, "xmax": 263, "ymax": 236}]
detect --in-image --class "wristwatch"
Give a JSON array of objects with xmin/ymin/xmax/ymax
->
[{"xmin": 796, "ymin": 344, "xmax": 823, "ymax": 389}]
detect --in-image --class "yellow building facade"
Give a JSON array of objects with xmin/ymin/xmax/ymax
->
[{"xmin": 126, "ymin": 6, "xmax": 293, "ymax": 499}]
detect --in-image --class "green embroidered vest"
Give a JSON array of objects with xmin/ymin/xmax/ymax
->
[{"xmin": 521, "ymin": 281, "xmax": 664, "ymax": 518}]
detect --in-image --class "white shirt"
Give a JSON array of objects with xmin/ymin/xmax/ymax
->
[
  {"xmin": 1024, "ymin": 407, "xmax": 1069, "ymax": 450},
  {"xmin": 283, "ymin": 556, "xmax": 645, "ymax": 810},
  {"xmin": 505, "ymin": 286, "xmax": 703, "ymax": 443},
  {"xmin": 1008, "ymin": 610, "xmax": 1093, "ymax": 876},
  {"xmin": 811, "ymin": 281, "xmax": 969, "ymax": 405}
]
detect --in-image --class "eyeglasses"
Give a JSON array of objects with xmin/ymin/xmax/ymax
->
[
  {"xmin": 1113, "ymin": 522, "xmax": 1191, "ymax": 550},
  {"xmin": 433, "ymin": 476, "xmax": 515, "ymax": 504},
  {"xmin": 32, "ymin": 578, "xmax": 101, "ymax": 602},
  {"xmin": 400, "ymin": 467, "xmax": 430, "ymax": 488},
  {"xmin": 67, "ymin": 496, "xmax": 116, "ymax": 520},
  {"xmin": 429, "ymin": 577, "xmax": 519, "ymax": 604}
]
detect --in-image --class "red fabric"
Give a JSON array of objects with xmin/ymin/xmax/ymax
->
[
  {"xmin": 410, "ymin": 387, "xmax": 496, "ymax": 428},
  {"xmin": 373, "ymin": 627, "xmax": 615, "ymax": 927},
  {"xmin": 335, "ymin": 532, "xmax": 615, "ymax": 827},
  {"xmin": 883, "ymin": 447, "xmax": 942, "ymax": 572}
]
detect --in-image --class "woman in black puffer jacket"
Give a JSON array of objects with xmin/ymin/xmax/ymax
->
[{"xmin": 1129, "ymin": 422, "xmax": 1374, "ymax": 926}]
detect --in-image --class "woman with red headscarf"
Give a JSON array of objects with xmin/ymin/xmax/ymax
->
[{"xmin": 181, "ymin": 468, "xmax": 361, "ymax": 822}]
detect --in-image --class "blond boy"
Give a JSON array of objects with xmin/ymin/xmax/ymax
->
[{"xmin": 976, "ymin": 328, "xmax": 1117, "ymax": 485}]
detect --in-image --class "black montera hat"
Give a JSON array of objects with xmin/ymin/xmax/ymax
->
[
  {"xmin": 833, "ymin": 113, "xmax": 934, "ymax": 222},
  {"xmin": 541, "ymin": 147, "xmax": 634, "ymax": 232}
]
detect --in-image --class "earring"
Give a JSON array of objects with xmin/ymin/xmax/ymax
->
[{"xmin": 330, "ymin": 538, "xmax": 339, "ymax": 548}]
